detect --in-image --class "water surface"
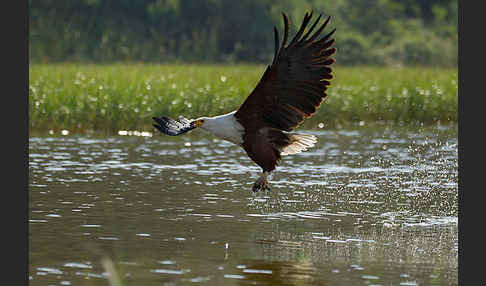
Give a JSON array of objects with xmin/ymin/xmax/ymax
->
[{"xmin": 29, "ymin": 124, "xmax": 458, "ymax": 285}]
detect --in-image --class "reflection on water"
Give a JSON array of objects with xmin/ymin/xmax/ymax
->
[{"xmin": 29, "ymin": 124, "xmax": 458, "ymax": 285}]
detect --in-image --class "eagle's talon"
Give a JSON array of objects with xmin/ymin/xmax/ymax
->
[{"xmin": 252, "ymin": 172, "xmax": 270, "ymax": 193}]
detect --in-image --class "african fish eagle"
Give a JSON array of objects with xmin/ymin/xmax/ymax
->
[{"xmin": 153, "ymin": 12, "xmax": 336, "ymax": 192}]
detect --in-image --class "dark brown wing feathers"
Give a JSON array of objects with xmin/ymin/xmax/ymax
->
[
  {"xmin": 234, "ymin": 12, "xmax": 336, "ymax": 172},
  {"xmin": 287, "ymin": 12, "xmax": 313, "ymax": 48},
  {"xmin": 281, "ymin": 13, "xmax": 290, "ymax": 50},
  {"xmin": 273, "ymin": 27, "xmax": 280, "ymax": 60},
  {"xmin": 299, "ymin": 14, "xmax": 322, "ymax": 44},
  {"xmin": 235, "ymin": 11, "xmax": 336, "ymax": 132}
]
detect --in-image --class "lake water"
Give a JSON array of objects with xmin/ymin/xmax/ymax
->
[{"xmin": 29, "ymin": 124, "xmax": 458, "ymax": 286}]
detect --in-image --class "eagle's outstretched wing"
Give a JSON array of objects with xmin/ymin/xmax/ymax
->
[{"xmin": 234, "ymin": 12, "xmax": 336, "ymax": 132}]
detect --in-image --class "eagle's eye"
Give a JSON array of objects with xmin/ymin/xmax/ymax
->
[{"xmin": 193, "ymin": 119, "xmax": 205, "ymax": 127}]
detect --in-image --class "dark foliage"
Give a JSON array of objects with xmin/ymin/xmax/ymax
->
[{"xmin": 29, "ymin": 0, "xmax": 457, "ymax": 66}]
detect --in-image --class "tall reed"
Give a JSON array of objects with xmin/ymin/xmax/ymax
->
[{"xmin": 29, "ymin": 64, "xmax": 458, "ymax": 134}]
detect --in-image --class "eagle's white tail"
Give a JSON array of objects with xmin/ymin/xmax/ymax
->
[{"xmin": 280, "ymin": 133, "xmax": 317, "ymax": 155}]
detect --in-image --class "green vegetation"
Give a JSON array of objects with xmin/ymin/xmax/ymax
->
[
  {"xmin": 29, "ymin": 64, "xmax": 457, "ymax": 134},
  {"xmin": 29, "ymin": 1, "xmax": 458, "ymax": 134},
  {"xmin": 30, "ymin": 0, "xmax": 457, "ymax": 67}
]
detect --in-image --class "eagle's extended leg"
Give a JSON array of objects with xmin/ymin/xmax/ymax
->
[{"xmin": 252, "ymin": 171, "xmax": 271, "ymax": 192}]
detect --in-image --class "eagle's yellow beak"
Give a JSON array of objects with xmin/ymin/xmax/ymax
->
[{"xmin": 192, "ymin": 119, "xmax": 205, "ymax": 128}]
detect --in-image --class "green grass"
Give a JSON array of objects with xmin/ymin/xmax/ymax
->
[{"xmin": 29, "ymin": 63, "xmax": 458, "ymax": 134}]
